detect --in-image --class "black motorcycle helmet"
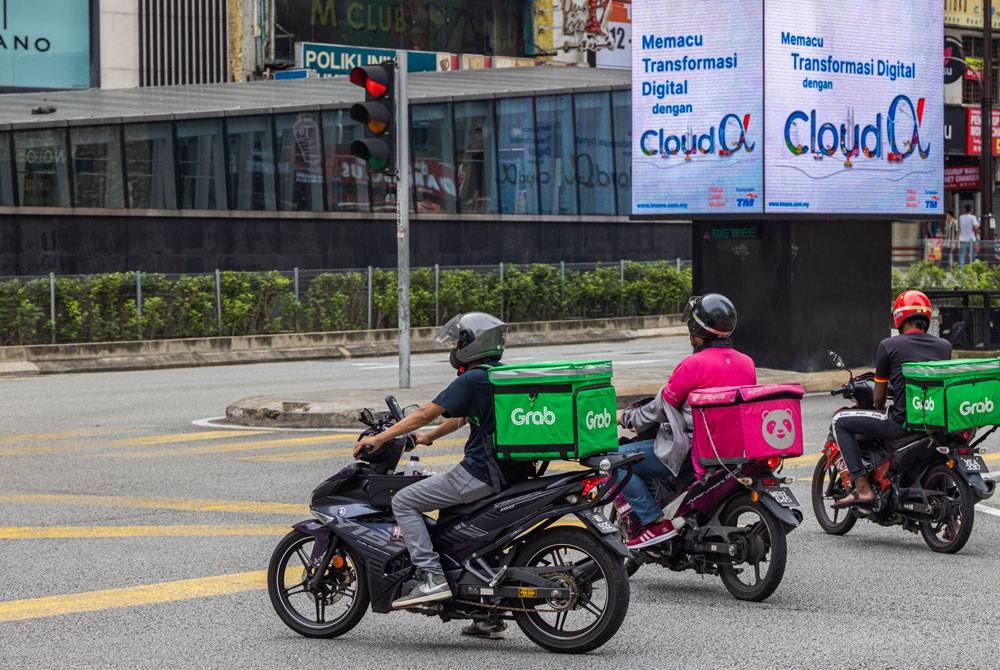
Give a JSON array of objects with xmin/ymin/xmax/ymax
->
[
  {"xmin": 434, "ymin": 312, "xmax": 509, "ymax": 370},
  {"xmin": 682, "ymin": 293, "xmax": 737, "ymax": 339}
]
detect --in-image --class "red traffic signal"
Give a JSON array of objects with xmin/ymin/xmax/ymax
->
[{"xmin": 348, "ymin": 63, "xmax": 395, "ymax": 173}]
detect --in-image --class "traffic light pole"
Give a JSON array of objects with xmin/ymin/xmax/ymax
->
[{"xmin": 396, "ymin": 52, "xmax": 411, "ymax": 389}]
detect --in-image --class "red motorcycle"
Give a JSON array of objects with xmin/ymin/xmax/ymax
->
[{"xmin": 811, "ymin": 351, "xmax": 996, "ymax": 554}]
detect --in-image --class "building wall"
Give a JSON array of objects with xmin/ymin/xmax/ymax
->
[
  {"xmin": 99, "ymin": 0, "xmax": 141, "ymax": 88},
  {"xmin": 0, "ymin": 213, "xmax": 691, "ymax": 275}
]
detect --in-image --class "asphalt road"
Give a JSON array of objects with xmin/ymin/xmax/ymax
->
[{"xmin": 1, "ymin": 340, "xmax": 998, "ymax": 669}]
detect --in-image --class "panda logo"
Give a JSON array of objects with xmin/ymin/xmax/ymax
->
[{"xmin": 761, "ymin": 409, "xmax": 796, "ymax": 450}]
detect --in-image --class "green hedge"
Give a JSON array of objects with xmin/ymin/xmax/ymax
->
[
  {"xmin": 0, "ymin": 262, "xmax": 692, "ymax": 345},
  {"xmin": 892, "ymin": 260, "xmax": 1000, "ymax": 293}
]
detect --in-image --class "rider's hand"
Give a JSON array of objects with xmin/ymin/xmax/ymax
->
[
  {"xmin": 616, "ymin": 410, "xmax": 635, "ymax": 432},
  {"xmin": 414, "ymin": 432, "xmax": 434, "ymax": 447},
  {"xmin": 353, "ymin": 435, "xmax": 383, "ymax": 459}
]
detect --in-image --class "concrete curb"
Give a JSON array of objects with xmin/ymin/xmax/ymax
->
[{"xmin": 224, "ymin": 369, "xmax": 853, "ymax": 429}]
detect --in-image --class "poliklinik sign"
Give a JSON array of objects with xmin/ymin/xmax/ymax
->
[
  {"xmin": 631, "ymin": 0, "xmax": 943, "ymax": 217},
  {"xmin": 0, "ymin": 0, "xmax": 92, "ymax": 89}
]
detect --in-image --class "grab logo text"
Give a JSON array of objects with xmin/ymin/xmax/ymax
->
[
  {"xmin": 585, "ymin": 409, "xmax": 612, "ymax": 430},
  {"xmin": 511, "ymin": 407, "xmax": 556, "ymax": 427}
]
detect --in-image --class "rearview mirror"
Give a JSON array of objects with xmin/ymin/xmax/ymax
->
[
  {"xmin": 358, "ymin": 408, "xmax": 375, "ymax": 426},
  {"xmin": 402, "ymin": 404, "xmax": 419, "ymax": 417},
  {"xmin": 827, "ymin": 350, "xmax": 845, "ymax": 369}
]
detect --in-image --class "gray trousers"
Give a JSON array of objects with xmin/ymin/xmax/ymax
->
[{"xmin": 390, "ymin": 465, "xmax": 493, "ymax": 575}]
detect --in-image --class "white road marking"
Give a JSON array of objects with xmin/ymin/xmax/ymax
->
[
  {"xmin": 976, "ymin": 504, "xmax": 1000, "ymax": 518},
  {"xmin": 190, "ymin": 417, "xmax": 355, "ymax": 433}
]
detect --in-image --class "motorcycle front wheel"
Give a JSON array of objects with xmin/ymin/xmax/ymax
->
[
  {"xmin": 920, "ymin": 465, "xmax": 976, "ymax": 554},
  {"xmin": 811, "ymin": 453, "xmax": 859, "ymax": 535},
  {"xmin": 717, "ymin": 494, "xmax": 787, "ymax": 602},
  {"xmin": 267, "ymin": 529, "xmax": 370, "ymax": 638},
  {"xmin": 511, "ymin": 527, "xmax": 629, "ymax": 654}
]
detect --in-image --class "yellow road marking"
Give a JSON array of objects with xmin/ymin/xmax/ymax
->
[
  {"xmin": 0, "ymin": 525, "xmax": 290, "ymax": 539},
  {"xmin": 0, "ymin": 570, "xmax": 266, "ymax": 623},
  {"xmin": 0, "ymin": 493, "xmax": 305, "ymax": 515},
  {"xmin": 0, "ymin": 430, "xmax": 260, "ymax": 457},
  {"xmin": 0, "ymin": 430, "xmax": 86, "ymax": 444},
  {"xmin": 110, "ymin": 433, "xmax": 359, "ymax": 459}
]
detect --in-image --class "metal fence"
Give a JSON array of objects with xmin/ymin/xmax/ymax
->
[{"xmin": 0, "ymin": 259, "xmax": 693, "ymax": 346}]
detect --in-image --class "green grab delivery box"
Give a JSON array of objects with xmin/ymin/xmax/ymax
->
[
  {"xmin": 488, "ymin": 360, "xmax": 618, "ymax": 461},
  {"xmin": 902, "ymin": 358, "xmax": 1000, "ymax": 431}
]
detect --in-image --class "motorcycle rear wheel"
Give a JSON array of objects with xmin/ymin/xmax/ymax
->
[
  {"xmin": 267, "ymin": 529, "xmax": 370, "ymax": 638},
  {"xmin": 511, "ymin": 527, "xmax": 629, "ymax": 654},
  {"xmin": 919, "ymin": 465, "xmax": 976, "ymax": 554},
  {"xmin": 811, "ymin": 454, "xmax": 858, "ymax": 535},
  {"xmin": 717, "ymin": 494, "xmax": 787, "ymax": 602}
]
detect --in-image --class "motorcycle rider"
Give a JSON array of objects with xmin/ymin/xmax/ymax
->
[
  {"xmin": 615, "ymin": 293, "xmax": 757, "ymax": 549},
  {"xmin": 352, "ymin": 312, "xmax": 532, "ymax": 636},
  {"xmin": 832, "ymin": 290, "xmax": 952, "ymax": 508}
]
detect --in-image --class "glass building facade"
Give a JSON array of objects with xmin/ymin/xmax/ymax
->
[{"xmin": 0, "ymin": 89, "xmax": 631, "ymax": 216}]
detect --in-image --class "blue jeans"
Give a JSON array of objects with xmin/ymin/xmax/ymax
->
[
  {"xmin": 614, "ymin": 439, "xmax": 676, "ymax": 525},
  {"xmin": 959, "ymin": 240, "xmax": 976, "ymax": 267}
]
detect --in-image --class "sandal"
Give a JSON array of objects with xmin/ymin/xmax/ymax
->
[{"xmin": 831, "ymin": 490, "xmax": 874, "ymax": 509}]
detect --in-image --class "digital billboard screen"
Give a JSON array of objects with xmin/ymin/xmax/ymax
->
[
  {"xmin": 763, "ymin": 0, "xmax": 943, "ymax": 214},
  {"xmin": 631, "ymin": 0, "xmax": 944, "ymax": 218},
  {"xmin": 631, "ymin": 0, "xmax": 763, "ymax": 215}
]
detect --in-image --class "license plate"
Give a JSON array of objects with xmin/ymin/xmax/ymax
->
[
  {"xmin": 581, "ymin": 510, "xmax": 617, "ymax": 534},
  {"xmin": 956, "ymin": 455, "xmax": 988, "ymax": 474},
  {"xmin": 765, "ymin": 486, "xmax": 799, "ymax": 507}
]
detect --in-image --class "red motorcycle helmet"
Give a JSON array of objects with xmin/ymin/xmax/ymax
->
[{"xmin": 892, "ymin": 290, "xmax": 932, "ymax": 330}]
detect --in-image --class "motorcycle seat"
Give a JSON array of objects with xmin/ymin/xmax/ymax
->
[{"xmin": 434, "ymin": 475, "xmax": 562, "ymax": 523}]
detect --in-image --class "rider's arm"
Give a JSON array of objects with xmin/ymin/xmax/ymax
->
[
  {"xmin": 353, "ymin": 402, "xmax": 446, "ymax": 457},
  {"xmin": 416, "ymin": 417, "xmax": 465, "ymax": 445},
  {"xmin": 873, "ymin": 380, "xmax": 888, "ymax": 410}
]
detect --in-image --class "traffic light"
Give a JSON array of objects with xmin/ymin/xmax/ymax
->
[{"xmin": 348, "ymin": 63, "xmax": 396, "ymax": 173}]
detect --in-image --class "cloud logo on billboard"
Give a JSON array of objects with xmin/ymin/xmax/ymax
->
[
  {"xmin": 640, "ymin": 114, "xmax": 755, "ymax": 159},
  {"xmin": 783, "ymin": 95, "xmax": 930, "ymax": 163}
]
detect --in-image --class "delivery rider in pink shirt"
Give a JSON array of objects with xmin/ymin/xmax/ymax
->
[{"xmin": 615, "ymin": 294, "xmax": 757, "ymax": 549}]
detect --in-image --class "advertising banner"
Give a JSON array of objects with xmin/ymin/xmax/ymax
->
[
  {"xmin": 944, "ymin": 165, "xmax": 980, "ymax": 190},
  {"xmin": 631, "ymin": 0, "xmax": 764, "ymax": 215},
  {"xmin": 764, "ymin": 0, "xmax": 943, "ymax": 214},
  {"xmin": 945, "ymin": 105, "xmax": 967, "ymax": 154},
  {"xmin": 965, "ymin": 107, "xmax": 1000, "ymax": 156},
  {"xmin": 596, "ymin": 1, "xmax": 631, "ymax": 70},
  {"xmin": 0, "ymin": 0, "xmax": 91, "ymax": 89}
]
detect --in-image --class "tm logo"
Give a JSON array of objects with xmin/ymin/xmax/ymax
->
[
  {"xmin": 737, "ymin": 193, "xmax": 758, "ymax": 208},
  {"xmin": 925, "ymin": 200, "xmax": 939, "ymax": 209}
]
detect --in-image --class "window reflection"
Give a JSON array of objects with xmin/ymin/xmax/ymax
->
[
  {"xmin": 496, "ymin": 97, "xmax": 538, "ymax": 214},
  {"xmin": 227, "ymin": 116, "xmax": 276, "ymax": 211},
  {"xmin": 71, "ymin": 126, "xmax": 125, "ymax": 208},
  {"xmin": 275, "ymin": 113, "xmax": 325, "ymax": 211},
  {"xmin": 124, "ymin": 123, "xmax": 176, "ymax": 209},
  {"xmin": 454, "ymin": 100, "xmax": 497, "ymax": 213},
  {"xmin": 411, "ymin": 104, "xmax": 456, "ymax": 213},
  {"xmin": 176, "ymin": 120, "xmax": 226, "ymax": 210},
  {"xmin": 535, "ymin": 95, "xmax": 577, "ymax": 215},
  {"xmin": 14, "ymin": 129, "xmax": 70, "ymax": 207},
  {"xmin": 322, "ymin": 109, "xmax": 371, "ymax": 212},
  {"xmin": 611, "ymin": 90, "xmax": 631, "ymax": 216},
  {"xmin": 574, "ymin": 92, "xmax": 616, "ymax": 215}
]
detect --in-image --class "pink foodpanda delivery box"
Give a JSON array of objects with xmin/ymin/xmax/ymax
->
[{"xmin": 688, "ymin": 384, "xmax": 805, "ymax": 475}]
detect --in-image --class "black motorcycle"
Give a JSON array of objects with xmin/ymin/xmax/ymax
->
[
  {"xmin": 811, "ymin": 351, "xmax": 996, "ymax": 553},
  {"xmin": 267, "ymin": 396, "xmax": 640, "ymax": 654}
]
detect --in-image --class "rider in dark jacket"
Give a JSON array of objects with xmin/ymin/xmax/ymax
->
[{"xmin": 832, "ymin": 290, "xmax": 952, "ymax": 508}]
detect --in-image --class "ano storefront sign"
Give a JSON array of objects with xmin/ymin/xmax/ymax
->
[
  {"xmin": 945, "ymin": 165, "xmax": 980, "ymax": 190},
  {"xmin": 0, "ymin": 0, "xmax": 92, "ymax": 89},
  {"xmin": 298, "ymin": 42, "xmax": 436, "ymax": 77},
  {"xmin": 965, "ymin": 107, "xmax": 1000, "ymax": 156}
]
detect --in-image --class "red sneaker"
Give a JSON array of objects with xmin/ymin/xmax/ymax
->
[{"xmin": 626, "ymin": 518, "xmax": 678, "ymax": 549}]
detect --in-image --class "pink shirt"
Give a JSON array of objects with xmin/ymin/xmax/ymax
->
[{"xmin": 662, "ymin": 346, "xmax": 757, "ymax": 408}]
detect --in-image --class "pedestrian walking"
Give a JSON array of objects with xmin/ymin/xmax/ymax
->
[
  {"xmin": 958, "ymin": 204, "xmax": 980, "ymax": 268},
  {"xmin": 944, "ymin": 210, "xmax": 959, "ymax": 267}
]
